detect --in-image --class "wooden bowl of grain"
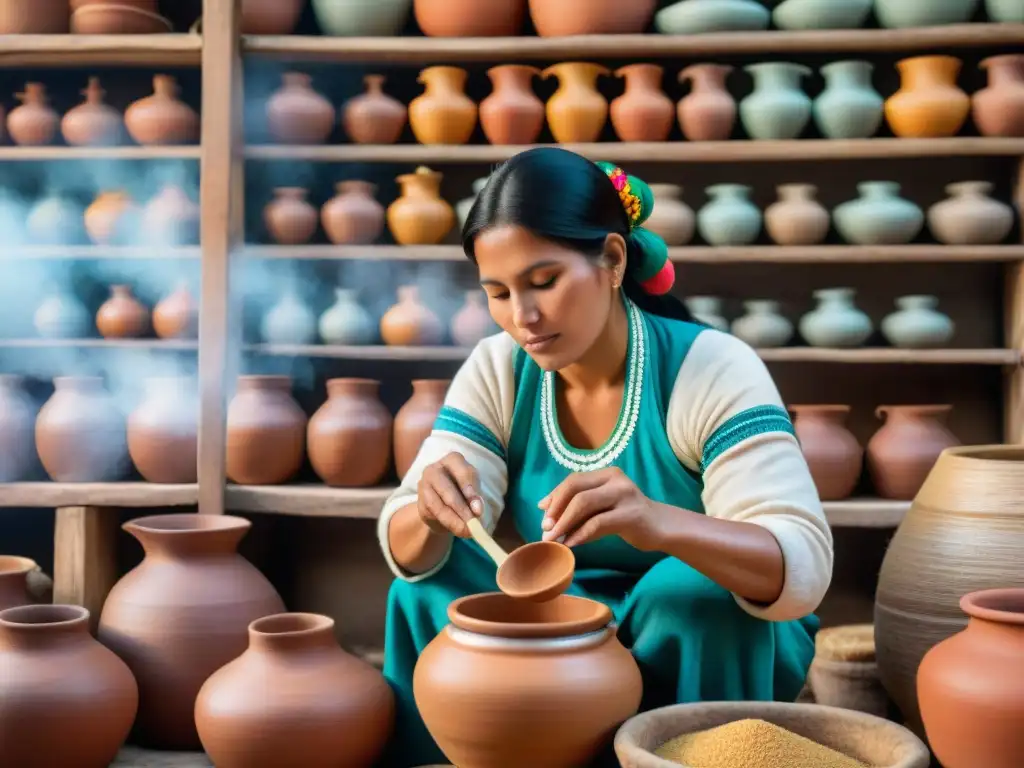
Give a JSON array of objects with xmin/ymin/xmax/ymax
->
[{"xmin": 614, "ymin": 701, "xmax": 930, "ymax": 768}]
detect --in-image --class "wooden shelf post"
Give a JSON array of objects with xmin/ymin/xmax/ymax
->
[
  {"xmin": 1008, "ymin": 157, "xmax": 1024, "ymax": 444},
  {"xmin": 53, "ymin": 506, "xmax": 120, "ymax": 633}
]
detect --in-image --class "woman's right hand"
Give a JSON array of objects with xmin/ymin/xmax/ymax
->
[{"xmin": 416, "ymin": 452, "xmax": 484, "ymax": 538}]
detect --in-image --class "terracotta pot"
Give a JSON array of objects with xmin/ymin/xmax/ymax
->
[
  {"xmin": 6, "ymin": 82, "xmax": 58, "ymax": 145},
  {"xmin": 409, "ymin": 66, "xmax": 478, "ymax": 145},
  {"xmin": 152, "ymin": 281, "xmax": 198, "ymax": 339},
  {"xmin": 61, "ymin": 76, "xmax": 123, "ymax": 146},
  {"xmin": 451, "ymin": 290, "xmax": 497, "ymax": 346},
  {"xmin": 70, "ymin": 5, "xmax": 172, "ymax": 33},
  {"xmin": 415, "ymin": 0, "xmax": 525, "ymax": 35},
  {"xmin": 386, "ymin": 166, "xmax": 455, "ymax": 245},
  {"xmin": 678, "ymin": 64, "xmax": 736, "ymax": 141},
  {"xmin": 0, "ymin": 556, "xmax": 36, "ymax": 611},
  {"xmin": 529, "ymin": 0, "xmax": 656, "ymax": 35},
  {"xmin": 414, "ymin": 592, "xmax": 643, "ymax": 767},
  {"xmin": 125, "ymin": 75, "xmax": 200, "ymax": 145},
  {"xmin": 127, "ymin": 377, "xmax": 198, "ymax": 484},
  {"xmin": 875, "ymin": 445, "xmax": 1024, "ymax": 734},
  {"xmin": 885, "ymin": 56, "xmax": 970, "ymax": 139},
  {"xmin": 926, "ymin": 180, "xmax": 1014, "ymax": 245},
  {"xmin": 196, "ymin": 613, "xmax": 395, "ymax": 768},
  {"xmin": 394, "ymin": 379, "xmax": 450, "ymax": 478},
  {"xmin": 543, "ymin": 62, "xmax": 611, "ymax": 143},
  {"xmin": 85, "ymin": 190, "xmax": 139, "ymax": 245},
  {"xmin": 764, "ymin": 183, "xmax": 831, "ymax": 246},
  {"xmin": 266, "ymin": 72, "xmax": 335, "ymax": 145},
  {"xmin": 241, "ymin": 0, "xmax": 303, "ymax": 33},
  {"xmin": 480, "ymin": 65, "xmax": 545, "ymax": 145},
  {"xmin": 380, "ymin": 285, "xmax": 444, "ymax": 346},
  {"xmin": 97, "ymin": 284, "xmax": 149, "ymax": 338},
  {"xmin": 973, "ymin": 54, "xmax": 1024, "ymax": 138},
  {"xmin": 789, "ymin": 405, "xmax": 863, "ymax": 501},
  {"xmin": 0, "ymin": 375, "xmax": 36, "ymax": 483},
  {"xmin": 0, "ymin": 604, "xmax": 138, "ymax": 767},
  {"xmin": 0, "ymin": 0, "xmax": 70, "ymax": 32},
  {"xmin": 98, "ymin": 514, "xmax": 285, "ymax": 749},
  {"xmin": 143, "ymin": 184, "xmax": 200, "ymax": 246},
  {"xmin": 264, "ymin": 187, "xmax": 319, "ymax": 245},
  {"xmin": 321, "ymin": 180, "xmax": 384, "ymax": 245},
  {"xmin": 645, "ymin": 184, "xmax": 695, "ymax": 245},
  {"xmin": 611, "ymin": 64, "xmax": 674, "ymax": 142},
  {"xmin": 225, "ymin": 375, "xmax": 307, "ymax": 485},
  {"xmin": 341, "ymin": 75, "xmax": 407, "ymax": 145},
  {"xmin": 918, "ymin": 588, "xmax": 1024, "ymax": 768},
  {"xmin": 307, "ymin": 378, "xmax": 392, "ymax": 487},
  {"xmin": 866, "ymin": 405, "xmax": 960, "ymax": 501}
]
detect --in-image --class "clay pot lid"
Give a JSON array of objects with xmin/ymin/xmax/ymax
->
[
  {"xmin": 961, "ymin": 588, "xmax": 1024, "ymax": 625},
  {"xmin": 0, "ymin": 556, "xmax": 37, "ymax": 576},
  {"xmin": 448, "ymin": 592, "xmax": 611, "ymax": 639},
  {"xmin": 124, "ymin": 512, "xmax": 251, "ymax": 534},
  {"xmin": 815, "ymin": 623, "xmax": 875, "ymax": 663}
]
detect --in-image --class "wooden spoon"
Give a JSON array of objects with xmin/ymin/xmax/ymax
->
[{"xmin": 466, "ymin": 517, "xmax": 575, "ymax": 603}]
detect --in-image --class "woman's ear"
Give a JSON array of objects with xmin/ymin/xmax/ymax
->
[{"xmin": 602, "ymin": 233, "xmax": 628, "ymax": 287}]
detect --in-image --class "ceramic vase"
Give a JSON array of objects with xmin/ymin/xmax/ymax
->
[
  {"xmin": 0, "ymin": 556, "xmax": 36, "ymax": 610},
  {"xmin": 480, "ymin": 65, "xmax": 545, "ymax": 145},
  {"xmin": 986, "ymin": 0, "xmax": 1024, "ymax": 23},
  {"xmin": 677, "ymin": 64, "xmax": 736, "ymax": 142},
  {"xmin": 96, "ymin": 284, "xmax": 149, "ymax": 339},
  {"xmin": 885, "ymin": 56, "xmax": 970, "ymax": 139},
  {"xmin": 451, "ymin": 290, "xmax": 498, "ymax": 346},
  {"xmin": 26, "ymin": 194, "xmax": 86, "ymax": 246},
  {"xmin": 799, "ymin": 288, "xmax": 873, "ymax": 348},
  {"xmin": 85, "ymin": 190, "xmax": 140, "ymax": 245},
  {"xmin": 731, "ymin": 300, "xmax": 794, "ymax": 348},
  {"xmin": 542, "ymin": 62, "xmax": 611, "ymax": 144},
  {"xmin": 143, "ymin": 184, "xmax": 200, "ymax": 246},
  {"xmin": 813, "ymin": 61, "xmax": 884, "ymax": 140},
  {"xmin": 409, "ymin": 66, "xmax": 478, "ymax": 145},
  {"xmin": 153, "ymin": 282, "xmax": 199, "ymax": 340},
  {"xmin": 319, "ymin": 288, "xmax": 376, "ymax": 345},
  {"xmin": 124, "ymin": 75, "xmax": 199, "ymax": 145},
  {"xmin": 308, "ymin": 378, "xmax": 393, "ymax": 487},
  {"xmin": 264, "ymin": 187, "xmax": 319, "ymax": 245},
  {"xmin": 881, "ymin": 296, "xmax": 955, "ymax": 349},
  {"xmin": 415, "ymin": 0, "xmax": 525, "ymax": 35},
  {"xmin": 684, "ymin": 296, "xmax": 728, "ymax": 331},
  {"xmin": 529, "ymin": 0, "xmax": 656, "ymax": 35},
  {"xmin": 611, "ymin": 64, "xmax": 674, "ymax": 142},
  {"xmin": 645, "ymin": 184, "xmax": 695, "ymax": 246},
  {"xmin": 789, "ymin": 405, "xmax": 863, "ymax": 500},
  {"xmin": 265, "ymin": 72, "xmax": 335, "ymax": 145},
  {"xmin": 342, "ymin": 75, "xmax": 407, "ymax": 145},
  {"xmin": 387, "ymin": 167, "xmax": 455, "ymax": 245},
  {"xmin": 34, "ymin": 288, "xmax": 91, "ymax": 339},
  {"xmin": 225, "ymin": 376, "xmax": 308, "ymax": 485},
  {"xmin": 833, "ymin": 182, "xmax": 924, "ymax": 245},
  {"xmin": 654, "ymin": 0, "xmax": 770, "ymax": 33},
  {"xmin": 6, "ymin": 83, "xmax": 58, "ymax": 145},
  {"xmin": 874, "ymin": 0, "xmax": 979, "ymax": 28},
  {"xmin": 394, "ymin": 379, "xmax": 450, "ymax": 478},
  {"xmin": 60, "ymin": 77, "xmax": 123, "ymax": 146},
  {"xmin": 697, "ymin": 184, "xmax": 762, "ymax": 246},
  {"xmin": 380, "ymin": 285, "xmax": 444, "ymax": 346},
  {"xmin": 241, "ymin": 0, "xmax": 303, "ymax": 33},
  {"xmin": 312, "ymin": 0, "xmax": 412, "ymax": 35},
  {"xmin": 261, "ymin": 289, "xmax": 317, "ymax": 345},
  {"xmin": 772, "ymin": 0, "xmax": 872, "ymax": 29},
  {"xmin": 127, "ymin": 377, "xmax": 199, "ymax": 484},
  {"xmin": 973, "ymin": 55, "xmax": 1024, "ymax": 138},
  {"xmin": 456, "ymin": 177, "xmax": 490, "ymax": 229},
  {"xmin": 866, "ymin": 405, "xmax": 960, "ymax": 501},
  {"xmin": 0, "ymin": 0, "xmax": 68, "ymax": 32},
  {"xmin": 764, "ymin": 183, "xmax": 830, "ymax": 246},
  {"xmin": 0, "ymin": 376, "xmax": 36, "ymax": 483},
  {"xmin": 740, "ymin": 62, "xmax": 812, "ymax": 140},
  {"xmin": 928, "ymin": 181, "xmax": 1014, "ymax": 245},
  {"xmin": 321, "ymin": 181, "xmax": 385, "ymax": 245}
]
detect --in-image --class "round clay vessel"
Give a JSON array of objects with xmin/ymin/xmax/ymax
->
[
  {"xmin": 321, "ymin": 180, "xmax": 384, "ymax": 245},
  {"xmin": 414, "ymin": 592, "xmax": 643, "ymax": 767},
  {"xmin": 33, "ymin": 288, "xmax": 91, "ymax": 339},
  {"xmin": 127, "ymin": 377, "xmax": 198, "ymax": 484},
  {"xmin": 880, "ymin": 295, "xmax": 955, "ymax": 349},
  {"xmin": 97, "ymin": 284, "xmax": 149, "ymax": 339},
  {"xmin": 644, "ymin": 184, "xmax": 695, "ymax": 246},
  {"xmin": 152, "ymin": 282, "xmax": 198, "ymax": 339},
  {"xmin": 685, "ymin": 296, "xmax": 728, "ymax": 331},
  {"xmin": 697, "ymin": 183, "xmax": 762, "ymax": 246},
  {"xmin": 6, "ymin": 83, "xmax": 58, "ymax": 146},
  {"xmin": 307, "ymin": 378, "xmax": 393, "ymax": 488},
  {"xmin": 226, "ymin": 376, "xmax": 307, "ymax": 485},
  {"xmin": 386, "ymin": 167, "xmax": 455, "ymax": 245},
  {"xmin": 341, "ymin": 75, "xmax": 407, "ymax": 144},
  {"xmin": 125, "ymin": 75, "xmax": 200, "ymax": 145},
  {"xmin": 677, "ymin": 64, "xmax": 736, "ymax": 141},
  {"xmin": 764, "ymin": 183, "xmax": 831, "ymax": 246},
  {"xmin": 450, "ymin": 290, "xmax": 497, "ymax": 346},
  {"xmin": 789, "ymin": 405, "xmax": 863, "ymax": 501},
  {"xmin": 973, "ymin": 55, "xmax": 1024, "ymax": 138},
  {"xmin": 611, "ymin": 64, "xmax": 674, "ymax": 142},
  {"xmin": 0, "ymin": 604, "xmax": 138, "ymax": 767},
  {"xmin": 241, "ymin": 0, "xmax": 303, "ymax": 33},
  {"xmin": 318, "ymin": 288, "xmax": 375, "ymax": 345},
  {"xmin": 739, "ymin": 62, "xmax": 813, "ymax": 140},
  {"xmin": 480, "ymin": 65, "xmax": 545, "ymax": 145},
  {"xmin": 261, "ymin": 289, "xmax": 317, "ymax": 345},
  {"xmin": 926, "ymin": 181, "xmax": 1014, "ymax": 245},
  {"xmin": 394, "ymin": 379, "xmax": 449, "ymax": 478},
  {"xmin": 143, "ymin": 184, "xmax": 200, "ymax": 246},
  {"xmin": 866, "ymin": 405, "xmax": 960, "ymax": 501},
  {"xmin": 415, "ymin": 0, "xmax": 525, "ymax": 35},
  {"xmin": 61, "ymin": 77, "xmax": 123, "ymax": 146},
  {"xmin": 730, "ymin": 299, "xmax": 793, "ymax": 348},
  {"xmin": 26, "ymin": 194, "xmax": 87, "ymax": 246},
  {"xmin": 543, "ymin": 62, "xmax": 611, "ymax": 143},
  {"xmin": 0, "ymin": 556, "xmax": 36, "ymax": 611},
  {"xmin": 798, "ymin": 287, "xmax": 873, "ymax": 348},
  {"xmin": 885, "ymin": 56, "xmax": 970, "ymax": 139},
  {"xmin": 266, "ymin": 72, "xmax": 335, "ymax": 144},
  {"xmin": 98, "ymin": 514, "xmax": 285, "ymax": 750},
  {"xmin": 529, "ymin": 0, "xmax": 656, "ymax": 35},
  {"xmin": 833, "ymin": 181, "xmax": 924, "ymax": 246},
  {"xmin": 380, "ymin": 285, "xmax": 444, "ymax": 346},
  {"xmin": 0, "ymin": 375, "xmax": 36, "ymax": 483},
  {"xmin": 813, "ymin": 60, "xmax": 884, "ymax": 140},
  {"xmin": 409, "ymin": 66, "xmax": 478, "ymax": 145},
  {"xmin": 311, "ymin": 0, "xmax": 412, "ymax": 35},
  {"xmin": 264, "ymin": 187, "xmax": 319, "ymax": 245},
  {"xmin": 85, "ymin": 190, "xmax": 139, "ymax": 245},
  {"xmin": 874, "ymin": 0, "xmax": 978, "ymax": 28},
  {"xmin": 917, "ymin": 588, "xmax": 1024, "ymax": 768},
  {"xmin": 195, "ymin": 613, "xmax": 395, "ymax": 768},
  {"xmin": 0, "ymin": 0, "xmax": 70, "ymax": 32}
]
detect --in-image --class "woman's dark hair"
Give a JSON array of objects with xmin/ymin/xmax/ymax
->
[{"xmin": 461, "ymin": 147, "xmax": 694, "ymax": 323}]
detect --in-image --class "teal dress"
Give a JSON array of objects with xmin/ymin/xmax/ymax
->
[{"xmin": 381, "ymin": 302, "xmax": 819, "ymax": 767}]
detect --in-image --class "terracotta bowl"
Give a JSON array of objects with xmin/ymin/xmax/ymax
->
[
  {"xmin": 71, "ymin": 4, "xmax": 173, "ymax": 33},
  {"xmin": 614, "ymin": 701, "xmax": 931, "ymax": 768}
]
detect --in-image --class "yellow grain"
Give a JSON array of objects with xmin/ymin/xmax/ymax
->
[{"xmin": 816, "ymin": 623, "xmax": 876, "ymax": 663}]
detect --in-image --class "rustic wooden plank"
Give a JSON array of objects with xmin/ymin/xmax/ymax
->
[
  {"xmin": 0, "ymin": 246, "xmax": 200, "ymax": 260},
  {"xmin": 0, "ymin": 483, "xmax": 198, "ymax": 508},
  {"xmin": 0, "ymin": 339, "xmax": 197, "ymax": 351},
  {"xmin": 0, "ymin": 147, "xmax": 200, "ymax": 160},
  {"xmin": 52, "ymin": 506, "xmax": 119, "ymax": 634},
  {"xmin": 0, "ymin": 34, "xmax": 202, "ymax": 68},
  {"xmin": 1006, "ymin": 157, "xmax": 1024, "ymax": 444}
]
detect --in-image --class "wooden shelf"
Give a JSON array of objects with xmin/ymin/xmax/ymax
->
[
  {"xmin": 244, "ymin": 343, "xmax": 471, "ymax": 361},
  {"xmin": 0, "ymin": 246, "xmax": 201, "ymax": 260},
  {"xmin": 243, "ymin": 24, "xmax": 1024, "ymax": 63},
  {"xmin": 0, "ymin": 339, "xmax": 198, "ymax": 351},
  {"xmin": 0, "ymin": 146, "xmax": 201, "ymax": 161},
  {"xmin": 0, "ymin": 34, "xmax": 202, "ymax": 68},
  {"xmin": 0, "ymin": 482, "xmax": 198, "ymax": 509}
]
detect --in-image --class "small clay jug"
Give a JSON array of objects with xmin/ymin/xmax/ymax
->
[
  {"xmin": 261, "ymin": 289, "xmax": 317, "ymax": 345},
  {"xmin": 881, "ymin": 295, "xmax": 955, "ymax": 349},
  {"xmin": 195, "ymin": 613, "xmax": 395, "ymax": 768},
  {"xmin": 731, "ymin": 299, "xmax": 794, "ymax": 348},
  {"xmin": 341, "ymin": 75, "xmax": 407, "ymax": 145},
  {"xmin": 813, "ymin": 60, "xmax": 884, "ymax": 140},
  {"xmin": 85, "ymin": 190, "xmax": 140, "ymax": 245},
  {"xmin": 409, "ymin": 66, "xmax": 478, "ymax": 145},
  {"xmin": 740, "ymin": 62, "xmax": 813, "ymax": 140},
  {"xmin": 0, "ymin": 0, "xmax": 69, "ymax": 32},
  {"xmin": 0, "ymin": 556, "xmax": 36, "ymax": 610},
  {"xmin": 677, "ymin": 64, "xmax": 736, "ymax": 141},
  {"xmin": 645, "ymin": 184, "xmax": 695, "ymax": 246},
  {"xmin": 266, "ymin": 72, "xmax": 335, "ymax": 145},
  {"xmin": 866, "ymin": 405, "xmax": 960, "ymax": 500},
  {"xmin": 451, "ymin": 290, "xmax": 498, "ymax": 347},
  {"xmin": 885, "ymin": 56, "xmax": 970, "ymax": 139},
  {"xmin": 225, "ymin": 376, "xmax": 308, "ymax": 485},
  {"xmin": 611, "ymin": 64, "xmax": 674, "ymax": 142},
  {"xmin": 152, "ymin": 282, "xmax": 199, "ymax": 340},
  {"xmin": 264, "ymin": 187, "xmax": 319, "ymax": 245},
  {"xmin": 0, "ymin": 604, "xmax": 138, "ymax": 767},
  {"xmin": 127, "ymin": 377, "xmax": 199, "ymax": 484},
  {"xmin": 927, "ymin": 181, "xmax": 1014, "ymax": 245},
  {"xmin": 529, "ymin": 0, "xmax": 656, "ymax": 35},
  {"xmin": 97, "ymin": 284, "xmax": 149, "ymax": 339},
  {"xmin": 7, "ymin": 83, "xmax": 58, "ymax": 146},
  {"xmin": 696, "ymin": 183, "xmax": 762, "ymax": 246},
  {"xmin": 393, "ymin": 379, "xmax": 450, "ymax": 478},
  {"xmin": 241, "ymin": 0, "xmax": 303, "ymax": 33},
  {"xmin": 308, "ymin": 378, "xmax": 393, "ymax": 487},
  {"xmin": 543, "ymin": 62, "xmax": 611, "ymax": 143},
  {"xmin": 380, "ymin": 285, "xmax": 444, "ymax": 346},
  {"xmin": 318, "ymin": 288, "xmax": 376, "ymax": 345},
  {"xmin": 480, "ymin": 65, "xmax": 545, "ymax": 145},
  {"xmin": 34, "ymin": 288, "xmax": 91, "ymax": 339},
  {"xmin": 60, "ymin": 77, "xmax": 123, "ymax": 146},
  {"xmin": 125, "ymin": 75, "xmax": 200, "ymax": 145},
  {"xmin": 98, "ymin": 514, "xmax": 285, "ymax": 750},
  {"xmin": 0, "ymin": 375, "xmax": 36, "ymax": 483},
  {"xmin": 799, "ymin": 287, "xmax": 873, "ymax": 348},
  {"xmin": 386, "ymin": 167, "xmax": 455, "ymax": 245},
  {"xmin": 321, "ymin": 180, "xmax": 384, "ymax": 245},
  {"xmin": 764, "ymin": 183, "xmax": 831, "ymax": 246},
  {"xmin": 415, "ymin": 0, "xmax": 526, "ymax": 35},
  {"xmin": 973, "ymin": 55, "xmax": 1024, "ymax": 138},
  {"xmin": 789, "ymin": 405, "xmax": 863, "ymax": 501},
  {"xmin": 142, "ymin": 184, "xmax": 200, "ymax": 246},
  {"xmin": 35, "ymin": 377, "xmax": 129, "ymax": 483}
]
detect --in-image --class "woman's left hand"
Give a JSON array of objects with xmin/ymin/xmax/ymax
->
[{"xmin": 539, "ymin": 467, "xmax": 666, "ymax": 550}]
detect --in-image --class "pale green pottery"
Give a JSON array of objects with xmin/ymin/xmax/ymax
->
[
  {"xmin": 874, "ymin": 0, "xmax": 979, "ymax": 28},
  {"xmin": 833, "ymin": 181, "xmax": 924, "ymax": 246},
  {"xmin": 799, "ymin": 288, "xmax": 873, "ymax": 348},
  {"xmin": 740, "ymin": 62, "xmax": 812, "ymax": 140},
  {"xmin": 772, "ymin": 0, "xmax": 871, "ymax": 29},
  {"xmin": 881, "ymin": 296, "xmax": 955, "ymax": 349},
  {"xmin": 312, "ymin": 0, "xmax": 412, "ymax": 35},
  {"xmin": 697, "ymin": 184, "xmax": 762, "ymax": 246},
  {"xmin": 318, "ymin": 288, "xmax": 375, "ymax": 345},
  {"xmin": 654, "ymin": 0, "xmax": 769, "ymax": 34},
  {"xmin": 986, "ymin": 0, "xmax": 1024, "ymax": 21},
  {"xmin": 813, "ymin": 61, "xmax": 884, "ymax": 139}
]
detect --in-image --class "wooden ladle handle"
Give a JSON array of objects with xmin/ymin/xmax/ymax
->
[{"xmin": 467, "ymin": 517, "xmax": 508, "ymax": 567}]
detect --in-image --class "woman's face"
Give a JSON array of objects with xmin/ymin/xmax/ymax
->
[{"xmin": 474, "ymin": 225, "xmax": 620, "ymax": 371}]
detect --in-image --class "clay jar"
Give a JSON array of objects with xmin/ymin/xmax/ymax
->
[
  {"xmin": 127, "ymin": 377, "xmax": 199, "ymax": 484},
  {"xmin": 927, "ymin": 181, "xmax": 1014, "ymax": 245},
  {"xmin": 226, "ymin": 376, "xmax": 307, "ymax": 485},
  {"xmin": 543, "ymin": 62, "xmax": 611, "ymax": 143},
  {"xmin": 195, "ymin": 613, "xmax": 395, "ymax": 768},
  {"xmin": 0, "ymin": 0, "xmax": 69, "ymax": 32},
  {"xmin": 264, "ymin": 187, "xmax": 319, "ymax": 244},
  {"xmin": 0, "ymin": 556, "xmax": 36, "ymax": 611},
  {"xmin": 394, "ymin": 380, "xmax": 450, "ymax": 478},
  {"xmin": 866, "ymin": 405, "xmax": 960, "ymax": 500},
  {"xmin": 307, "ymin": 378, "xmax": 393, "ymax": 487},
  {"xmin": 241, "ymin": 0, "xmax": 303, "ymax": 33},
  {"xmin": 0, "ymin": 605, "xmax": 138, "ymax": 767},
  {"xmin": 789, "ymin": 405, "xmax": 863, "ymax": 501},
  {"xmin": 764, "ymin": 183, "xmax": 831, "ymax": 246},
  {"xmin": 386, "ymin": 167, "xmax": 455, "ymax": 245},
  {"xmin": 414, "ymin": 593, "xmax": 643, "ymax": 767},
  {"xmin": 98, "ymin": 514, "xmax": 285, "ymax": 749},
  {"xmin": 342, "ymin": 75, "xmax": 407, "ymax": 145},
  {"xmin": 409, "ymin": 66, "xmax": 478, "ymax": 145},
  {"xmin": 415, "ymin": 0, "xmax": 525, "ymax": 35},
  {"xmin": 0, "ymin": 375, "xmax": 36, "ymax": 483},
  {"xmin": 266, "ymin": 72, "xmax": 335, "ymax": 144},
  {"xmin": 6, "ymin": 83, "xmax": 58, "ymax": 146},
  {"xmin": 451, "ymin": 290, "xmax": 497, "ymax": 346},
  {"xmin": 885, "ymin": 56, "xmax": 970, "ymax": 139},
  {"xmin": 529, "ymin": 0, "xmax": 656, "ymax": 35},
  {"xmin": 321, "ymin": 180, "xmax": 384, "ymax": 245},
  {"xmin": 380, "ymin": 285, "xmax": 444, "ymax": 346},
  {"xmin": 645, "ymin": 184, "xmax": 695, "ymax": 246},
  {"xmin": 153, "ymin": 282, "xmax": 199, "ymax": 339},
  {"xmin": 480, "ymin": 65, "xmax": 545, "ymax": 145},
  {"xmin": 125, "ymin": 75, "xmax": 200, "ymax": 145},
  {"xmin": 97, "ymin": 284, "xmax": 149, "ymax": 339},
  {"xmin": 678, "ymin": 64, "xmax": 736, "ymax": 141},
  {"xmin": 611, "ymin": 64, "xmax": 674, "ymax": 142},
  {"xmin": 86, "ymin": 191, "xmax": 139, "ymax": 245},
  {"xmin": 973, "ymin": 55, "xmax": 1024, "ymax": 138},
  {"xmin": 61, "ymin": 77, "xmax": 123, "ymax": 146},
  {"xmin": 143, "ymin": 184, "xmax": 200, "ymax": 246}
]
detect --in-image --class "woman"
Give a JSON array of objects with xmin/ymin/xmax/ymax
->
[{"xmin": 377, "ymin": 147, "xmax": 833, "ymax": 767}]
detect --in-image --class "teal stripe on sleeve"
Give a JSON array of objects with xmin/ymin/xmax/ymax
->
[
  {"xmin": 433, "ymin": 405, "xmax": 505, "ymax": 461},
  {"xmin": 700, "ymin": 404, "xmax": 795, "ymax": 472}
]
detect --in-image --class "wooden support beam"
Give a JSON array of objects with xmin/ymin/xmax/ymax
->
[
  {"xmin": 52, "ymin": 506, "xmax": 120, "ymax": 633},
  {"xmin": 1007, "ymin": 158, "xmax": 1024, "ymax": 445}
]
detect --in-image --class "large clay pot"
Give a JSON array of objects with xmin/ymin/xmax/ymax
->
[
  {"xmin": 394, "ymin": 379, "xmax": 450, "ymax": 478},
  {"xmin": 152, "ymin": 281, "xmax": 198, "ymax": 339},
  {"xmin": 0, "ymin": 604, "xmax": 138, "ymax": 767},
  {"xmin": 321, "ymin": 180, "xmax": 384, "ymax": 245},
  {"xmin": 529, "ymin": 0, "xmax": 656, "ymax": 35},
  {"xmin": 542, "ymin": 62, "xmax": 611, "ymax": 143},
  {"xmin": 241, "ymin": 0, "xmax": 303, "ymax": 33},
  {"xmin": 35, "ymin": 376, "xmax": 129, "ymax": 482},
  {"xmin": 415, "ymin": 0, "xmax": 525, "ymax": 35},
  {"xmin": 611, "ymin": 64, "xmax": 674, "ymax": 142},
  {"xmin": 644, "ymin": 184, "xmax": 695, "ymax": 246},
  {"xmin": 380, "ymin": 285, "xmax": 444, "ymax": 346},
  {"xmin": 264, "ymin": 187, "xmax": 319, "ymax": 245},
  {"xmin": 61, "ymin": 77, "xmax": 123, "ymax": 146},
  {"xmin": 885, "ymin": 56, "xmax": 970, "ymax": 139},
  {"xmin": 85, "ymin": 190, "xmax": 139, "ymax": 245},
  {"xmin": 6, "ymin": 83, "xmax": 59, "ymax": 145},
  {"xmin": 265, "ymin": 72, "xmax": 335, "ymax": 145},
  {"xmin": 143, "ymin": 184, "xmax": 200, "ymax": 246},
  {"xmin": 386, "ymin": 167, "xmax": 455, "ymax": 245},
  {"xmin": 451, "ymin": 290, "xmax": 498, "ymax": 347},
  {"xmin": 226, "ymin": 376, "xmax": 307, "ymax": 485},
  {"xmin": 0, "ymin": 375, "xmax": 36, "ymax": 483},
  {"xmin": 789, "ymin": 405, "xmax": 863, "ymax": 501},
  {"xmin": 98, "ymin": 514, "xmax": 285, "ymax": 749},
  {"xmin": 0, "ymin": 556, "xmax": 36, "ymax": 610},
  {"xmin": 307, "ymin": 378, "xmax": 393, "ymax": 487},
  {"xmin": 973, "ymin": 54, "xmax": 1024, "ymax": 138},
  {"xmin": 875, "ymin": 445, "xmax": 1024, "ymax": 734},
  {"xmin": 764, "ymin": 183, "xmax": 830, "ymax": 246},
  {"xmin": 409, "ymin": 66, "xmax": 477, "ymax": 145},
  {"xmin": 414, "ymin": 592, "xmax": 643, "ymax": 767},
  {"xmin": 96, "ymin": 284, "xmax": 149, "ymax": 339},
  {"xmin": 0, "ymin": 0, "xmax": 69, "ymax": 32},
  {"xmin": 127, "ymin": 377, "xmax": 198, "ymax": 484},
  {"xmin": 677, "ymin": 64, "xmax": 736, "ymax": 141},
  {"xmin": 866, "ymin": 405, "xmax": 960, "ymax": 501},
  {"xmin": 311, "ymin": 0, "xmax": 412, "ymax": 36},
  {"xmin": 125, "ymin": 75, "xmax": 200, "ymax": 145},
  {"xmin": 195, "ymin": 613, "xmax": 395, "ymax": 768},
  {"xmin": 739, "ymin": 62, "xmax": 813, "ymax": 140},
  {"xmin": 480, "ymin": 65, "xmax": 545, "ymax": 145},
  {"xmin": 917, "ymin": 588, "xmax": 1024, "ymax": 768},
  {"xmin": 341, "ymin": 75, "xmax": 407, "ymax": 145}
]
